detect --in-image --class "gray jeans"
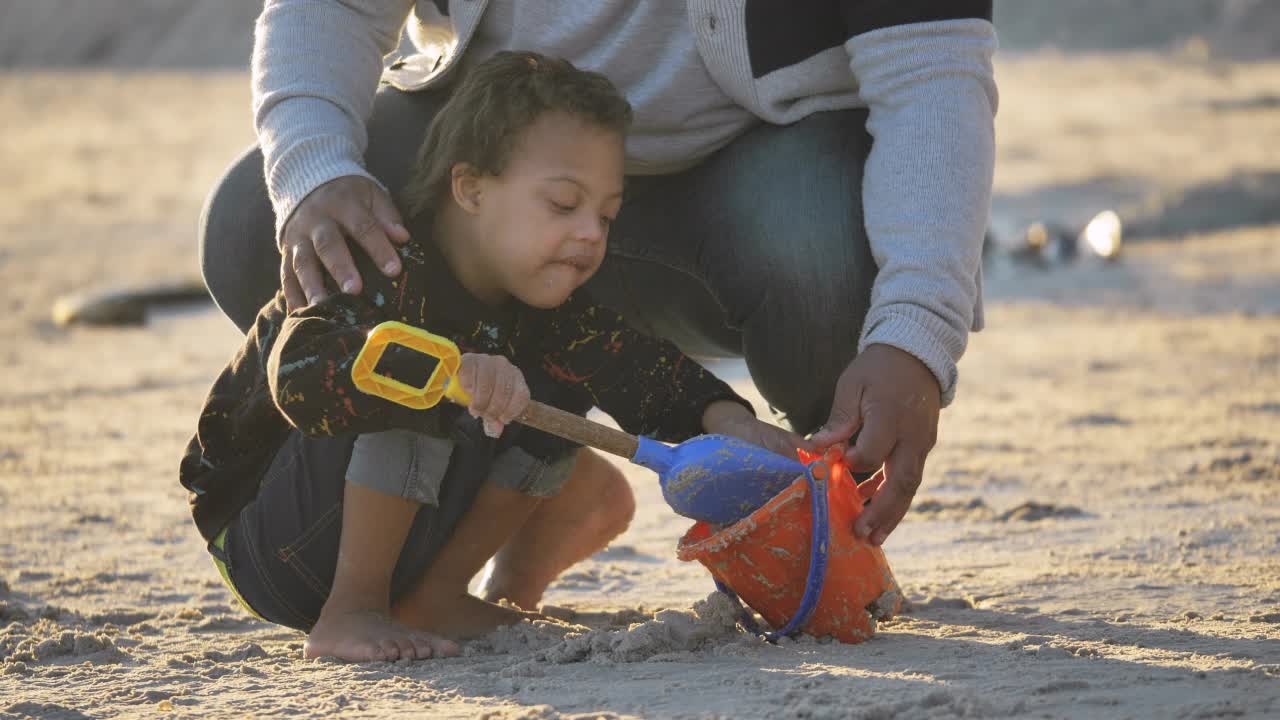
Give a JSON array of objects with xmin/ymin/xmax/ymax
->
[{"xmin": 199, "ymin": 86, "xmax": 876, "ymax": 434}]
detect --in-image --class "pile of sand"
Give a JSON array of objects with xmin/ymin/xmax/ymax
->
[
  {"xmin": 462, "ymin": 593, "xmax": 755, "ymax": 665},
  {"xmin": 1, "ymin": 0, "xmax": 1277, "ymax": 69}
]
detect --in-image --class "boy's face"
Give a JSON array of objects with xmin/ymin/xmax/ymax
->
[{"xmin": 471, "ymin": 111, "xmax": 625, "ymax": 309}]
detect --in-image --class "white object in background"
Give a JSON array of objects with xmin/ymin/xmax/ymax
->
[{"xmin": 1081, "ymin": 209, "xmax": 1123, "ymax": 260}]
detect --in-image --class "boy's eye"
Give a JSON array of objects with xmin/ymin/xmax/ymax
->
[{"xmin": 550, "ymin": 201, "xmax": 577, "ymax": 214}]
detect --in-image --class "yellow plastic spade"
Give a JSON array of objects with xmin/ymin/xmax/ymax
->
[{"xmin": 351, "ymin": 321, "xmax": 471, "ymax": 410}]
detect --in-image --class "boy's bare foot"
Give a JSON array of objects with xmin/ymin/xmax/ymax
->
[
  {"xmin": 394, "ymin": 590, "xmax": 543, "ymax": 640},
  {"xmin": 305, "ymin": 606, "xmax": 459, "ymax": 662}
]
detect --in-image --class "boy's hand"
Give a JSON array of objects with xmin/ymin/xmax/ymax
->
[
  {"xmin": 456, "ymin": 354, "xmax": 530, "ymax": 437},
  {"xmin": 701, "ymin": 400, "xmax": 814, "ymax": 461}
]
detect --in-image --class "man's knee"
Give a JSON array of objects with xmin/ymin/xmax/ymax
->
[
  {"xmin": 198, "ymin": 144, "xmax": 279, "ymax": 333},
  {"xmin": 742, "ymin": 273, "xmax": 868, "ymax": 434},
  {"xmin": 699, "ymin": 112, "xmax": 873, "ymax": 337},
  {"xmin": 705, "ymin": 111, "xmax": 876, "ymax": 432}
]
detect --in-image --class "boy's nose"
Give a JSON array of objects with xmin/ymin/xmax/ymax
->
[{"xmin": 576, "ymin": 217, "xmax": 607, "ymax": 245}]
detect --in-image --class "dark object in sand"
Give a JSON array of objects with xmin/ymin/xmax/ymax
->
[
  {"xmin": 51, "ymin": 280, "xmax": 211, "ymax": 327},
  {"xmin": 986, "ymin": 210, "xmax": 1123, "ymax": 268},
  {"xmin": 996, "ymin": 501, "xmax": 1086, "ymax": 523}
]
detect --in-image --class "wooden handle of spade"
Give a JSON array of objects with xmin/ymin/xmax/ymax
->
[{"xmin": 511, "ymin": 400, "xmax": 640, "ymax": 461}]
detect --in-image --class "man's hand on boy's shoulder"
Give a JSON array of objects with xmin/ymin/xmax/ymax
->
[
  {"xmin": 279, "ymin": 175, "xmax": 411, "ymax": 312},
  {"xmin": 701, "ymin": 400, "xmax": 814, "ymax": 462}
]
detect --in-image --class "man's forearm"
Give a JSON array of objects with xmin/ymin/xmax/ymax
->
[
  {"xmin": 846, "ymin": 18, "xmax": 998, "ymax": 406},
  {"xmin": 252, "ymin": 0, "xmax": 414, "ymax": 235}
]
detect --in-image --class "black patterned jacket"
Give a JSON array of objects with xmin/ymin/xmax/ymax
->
[{"xmin": 179, "ymin": 236, "xmax": 749, "ymax": 542}]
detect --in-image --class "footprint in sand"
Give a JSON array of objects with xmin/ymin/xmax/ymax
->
[
  {"xmin": 201, "ymin": 642, "xmax": 269, "ymax": 663},
  {"xmin": 1230, "ymin": 401, "xmax": 1280, "ymax": 415},
  {"xmin": 1208, "ymin": 452, "xmax": 1254, "ymax": 471},
  {"xmin": 0, "ymin": 602, "xmax": 72, "ymax": 624},
  {"xmin": 551, "ymin": 565, "xmax": 638, "ymax": 593},
  {"xmin": 87, "ymin": 609, "xmax": 154, "ymax": 627},
  {"xmin": 1035, "ymin": 679, "xmax": 1091, "ymax": 694},
  {"xmin": 593, "ymin": 544, "xmax": 637, "ymax": 560},
  {"xmin": 911, "ymin": 497, "xmax": 993, "ymax": 521},
  {"xmin": 996, "ymin": 502, "xmax": 1086, "ymax": 522},
  {"xmin": 591, "ymin": 544, "xmax": 659, "ymax": 562},
  {"xmin": 911, "ymin": 596, "xmax": 975, "ymax": 612},
  {"xmin": 142, "ymin": 590, "xmax": 191, "ymax": 604},
  {"xmin": 48, "ymin": 576, "xmax": 113, "ymax": 598},
  {"xmin": 551, "ymin": 568, "xmax": 601, "ymax": 590},
  {"xmin": 4, "ymin": 703, "xmax": 91, "ymax": 720},
  {"xmin": 542, "ymin": 605, "xmax": 651, "ymax": 626},
  {"xmin": 90, "ymin": 571, "xmax": 151, "ymax": 584},
  {"xmin": 1065, "ymin": 413, "xmax": 1132, "ymax": 427},
  {"xmin": 189, "ymin": 614, "xmax": 260, "ymax": 632},
  {"xmin": 1189, "ymin": 451, "xmax": 1279, "ymax": 483}
]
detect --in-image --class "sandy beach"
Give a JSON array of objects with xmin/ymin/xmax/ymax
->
[{"xmin": 1, "ymin": 19, "xmax": 1279, "ymax": 720}]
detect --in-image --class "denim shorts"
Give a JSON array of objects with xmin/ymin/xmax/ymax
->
[
  {"xmin": 345, "ymin": 428, "xmax": 568, "ymax": 505},
  {"xmin": 207, "ymin": 420, "xmax": 576, "ymax": 631}
]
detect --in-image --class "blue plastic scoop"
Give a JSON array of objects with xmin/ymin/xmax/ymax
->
[{"xmin": 631, "ymin": 432, "xmax": 807, "ymax": 525}]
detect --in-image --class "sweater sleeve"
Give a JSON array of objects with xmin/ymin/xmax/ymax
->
[
  {"xmin": 253, "ymin": 0, "xmax": 415, "ymax": 236},
  {"xmin": 266, "ymin": 273, "xmax": 456, "ymax": 438},
  {"xmin": 842, "ymin": 9, "xmax": 998, "ymax": 406},
  {"xmin": 533, "ymin": 296, "xmax": 753, "ymax": 443}
]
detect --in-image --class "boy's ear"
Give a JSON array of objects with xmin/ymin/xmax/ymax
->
[{"xmin": 450, "ymin": 163, "xmax": 484, "ymax": 215}]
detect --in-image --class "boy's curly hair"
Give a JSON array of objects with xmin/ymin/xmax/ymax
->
[{"xmin": 402, "ymin": 51, "xmax": 633, "ymax": 219}]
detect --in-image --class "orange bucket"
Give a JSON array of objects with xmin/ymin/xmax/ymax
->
[{"xmin": 676, "ymin": 450, "xmax": 902, "ymax": 643}]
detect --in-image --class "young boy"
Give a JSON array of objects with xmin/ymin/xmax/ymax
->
[{"xmin": 180, "ymin": 52, "xmax": 807, "ymax": 663}]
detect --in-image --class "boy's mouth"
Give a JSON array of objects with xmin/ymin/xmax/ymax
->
[{"xmin": 554, "ymin": 254, "xmax": 596, "ymax": 273}]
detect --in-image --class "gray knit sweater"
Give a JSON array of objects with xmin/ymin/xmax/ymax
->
[{"xmin": 251, "ymin": 0, "xmax": 998, "ymax": 406}]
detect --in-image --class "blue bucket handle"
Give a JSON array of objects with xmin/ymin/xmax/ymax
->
[{"xmin": 715, "ymin": 457, "xmax": 830, "ymax": 643}]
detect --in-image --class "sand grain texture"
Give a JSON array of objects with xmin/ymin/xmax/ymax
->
[{"xmin": 1, "ymin": 50, "xmax": 1279, "ymax": 720}]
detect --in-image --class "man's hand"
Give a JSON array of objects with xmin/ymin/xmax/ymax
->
[
  {"xmin": 456, "ymin": 354, "xmax": 530, "ymax": 438},
  {"xmin": 809, "ymin": 344, "xmax": 941, "ymax": 546},
  {"xmin": 702, "ymin": 400, "xmax": 814, "ymax": 461},
  {"xmin": 279, "ymin": 175, "xmax": 411, "ymax": 311}
]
